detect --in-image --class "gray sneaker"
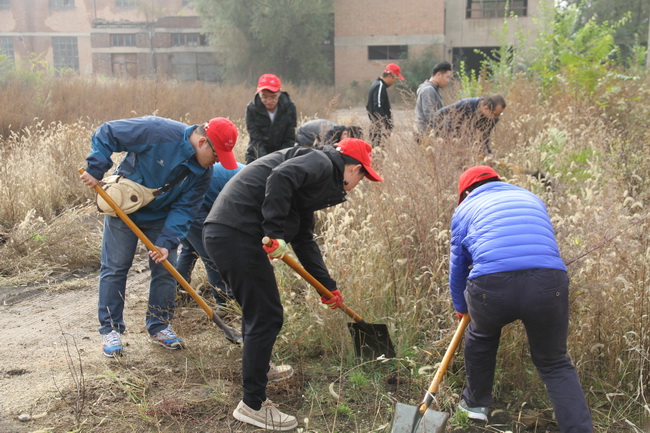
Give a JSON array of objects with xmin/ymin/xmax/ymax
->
[
  {"xmin": 458, "ymin": 399, "xmax": 489, "ymax": 422},
  {"xmin": 267, "ymin": 363, "xmax": 294, "ymax": 383},
  {"xmin": 233, "ymin": 399, "xmax": 298, "ymax": 431},
  {"xmin": 149, "ymin": 325, "xmax": 184, "ymax": 350}
]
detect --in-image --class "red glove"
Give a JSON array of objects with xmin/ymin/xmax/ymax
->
[
  {"xmin": 321, "ymin": 289, "xmax": 344, "ymax": 310},
  {"xmin": 262, "ymin": 238, "xmax": 288, "ymax": 259},
  {"xmin": 457, "ymin": 312, "xmax": 464, "ymax": 320}
]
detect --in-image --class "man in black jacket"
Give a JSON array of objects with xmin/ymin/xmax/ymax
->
[
  {"xmin": 366, "ymin": 63, "xmax": 404, "ymax": 147},
  {"xmin": 245, "ymin": 73, "xmax": 297, "ymax": 164},
  {"xmin": 203, "ymin": 138, "xmax": 382, "ymax": 431}
]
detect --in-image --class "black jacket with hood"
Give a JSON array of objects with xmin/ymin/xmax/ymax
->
[
  {"xmin": 244, "ymin": 91, "xmax": 297, "ymax": 164},
  {"xmin": 205, "ymin": 145, "xmax": 347, "ymax": 291}
]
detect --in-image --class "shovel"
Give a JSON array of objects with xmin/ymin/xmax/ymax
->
[
  {"xmin": 262, "ymin": 237, "xmax": 395, "ymax": 359},
  {"xmin": 390, "ymin": 313, "xmax": 471, "ymax": 433},
  {"xmin": 79, "ymin": 168, "xmax": 242, "ymax": 345}
]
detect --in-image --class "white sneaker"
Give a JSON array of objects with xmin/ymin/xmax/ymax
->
[
  {"xmin": 233, "ymin": 399, "xmax": 298, "ymax": 431},
  {"xmin": 149, "ymin": 325, "xmax": 184, "ymax": 350},
  {"xmin": 458, "ymin": 399, "xmax": 489, "ymax": 422},
  {"xmin": 268, "ymin": 363, "xmax": 294, "ymax": 383},
  {"xmin": 101, "ymin": 330, "xmax": 123, "ymax": 357}
]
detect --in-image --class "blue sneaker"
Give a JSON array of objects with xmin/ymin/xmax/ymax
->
[
  {"xmin": 149, "ymin": 325, "xmax": 184, "ymax": 350},
  {"xmin": 102, "ymin": 330, "xmax": 123, "ymax": 357},
  {"xmin": 458, "ymin": 399, "xmax": 489, "ymax": 422}
]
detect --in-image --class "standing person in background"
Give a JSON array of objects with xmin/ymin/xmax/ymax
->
[
  {"xmin": 203, "ymin": 138, "xmax": 383, "ymax": 431},
  {"xmin": 245, "ymin": 74, "xmax": 297, "ymax": 164},
  {"xmin": 295, "ymin": 118, "xmax": 363, "ymax": 148},
  {"xmin": 414, "ymin": 61, "xmax": 453, "ymax": 143},
  {"xmin": 433, "ymin": 95, "xmax": 506, "ymax": 158},
  {"xmin": 176, "ymin": 161, "xmax": 245, "ymax": 315},
  {"xmin": 448, "ymin": 166, "xmax": 593, "ymax": 433},
  {"xmin": 366, "ymin": 63, "xmax": 404, "ymax": 147},
  {"xmin": 79, "ymin": 116, "xmax": 239, "ymax": 357}
]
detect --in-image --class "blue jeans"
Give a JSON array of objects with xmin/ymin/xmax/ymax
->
[
  {"xmin": 98, "ymin": 216, "xmax": 177, "ymax": 336},
  {"xmin": 463, "ymin": 269, "xmax": 592, "ymax": 433},
  {"xmin": 176, "ymin": 220, "xmax": 231, "ymax": 303}
]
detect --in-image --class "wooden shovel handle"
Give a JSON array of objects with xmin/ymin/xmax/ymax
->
[
  {"xmin": 418, "ymin": 313, "xmax": 471, "ymax": 413},
  {"xmin": 262, "ymin": 236, "xmax": 364, "ymax": 323},
  {"xmin": 79, "ymin": 168, "xmax": 241, "ymax": 344}
]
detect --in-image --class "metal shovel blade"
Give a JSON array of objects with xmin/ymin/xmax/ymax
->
[
  {"xmin": 390, "ymin": 402, "xmax": 449, "ymax": 433},
  {"xmin": 348, "ymin": 322, "xmax": 396, "ymax": 359}
]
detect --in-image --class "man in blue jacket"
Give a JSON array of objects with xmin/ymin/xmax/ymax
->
[
  {"xmin": 449, "ymin": 166, "xmax": 592, "ymax": 432},
  {"xmin": 176, "ymin": 161, "xmax": 245, "ymax": 312},
  {"xmin": 80, "ymin": 116, "xmax": 239, "ymax": 357}
]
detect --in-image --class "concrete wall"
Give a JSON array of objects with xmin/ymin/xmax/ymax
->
[
  {"xmin": 333, "ymin": 0, "xmax": 551, "ymax": 89},
  {"xmin": 334, "ymin": 0, "xmax": 446, "ymax": 89},
  {"xmin": 445, "ymin": 0, "xmax": 551, "ymax": 49}
]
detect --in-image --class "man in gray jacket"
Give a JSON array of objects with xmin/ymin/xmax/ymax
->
[{"xmin": 414, "ymin": 61, "xmax": 453, "ymax": 143}]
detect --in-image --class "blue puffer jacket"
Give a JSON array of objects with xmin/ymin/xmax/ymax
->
[
  {"xmin": 85, "ymin": 116, "xmax": 212, "ymax": 251},
  {"xmin": 449, "ymin": 181, "xmax": 566, "ymax": 313}
]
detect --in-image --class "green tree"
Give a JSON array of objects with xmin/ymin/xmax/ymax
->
[
  {"xmin": 529, "ymin": 4, "xmax": 622, "ymax": 96},
  {"xmin": 566, "ymin": 0, "xmax": 649, "ymax": 63},
  {"xmin": 195, "ymin": 0, "xmax": 333, "ymax": 85}
]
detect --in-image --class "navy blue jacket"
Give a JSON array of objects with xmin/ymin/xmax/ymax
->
[
  {"xmin": 434, "ymin": 97, "xmax": 499, "ymax": 154},
  {"xmin": 195, "ymin": 162, "xmax": 246, "ymax": 222},
  {"xmin": 449, "ymin": 181, "xmax": 566, "ymax": 313},
  {"xmin": 85, "ymin": 116, "xmax": 212, "ymax": 251}
]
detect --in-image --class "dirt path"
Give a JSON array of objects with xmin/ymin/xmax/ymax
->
[
  {"xmin": 1, "ymin": 260, "xmax": 247, "ymax": 433},
  {"xmin": 1, "ymin": 272, "xmax": 134, "ymax": 431}
]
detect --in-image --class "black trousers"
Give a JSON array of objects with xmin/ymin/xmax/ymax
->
[
  {"xmin": 203, "ymin": 223, "xmax": 283, "ymax": 410},
  {"xmin": 464, "ymin": 269, "xmax": 592, "ymax": 433}
]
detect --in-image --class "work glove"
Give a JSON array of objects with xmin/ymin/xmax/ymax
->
[
  {"xmin": 321, "ymin": 289, "xmax": 344, "ymax": 310},
  {"xmin": 457, "ymin": 312, "xmax": 464, "ymax": 320},
  {"xmin": 263, "ymin": 238, "xmax": 289, "ymax": 259}
]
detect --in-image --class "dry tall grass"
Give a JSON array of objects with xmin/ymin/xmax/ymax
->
[{"xmin": 0, "ymin": 74, "xmax": 648, "ymax": 431}]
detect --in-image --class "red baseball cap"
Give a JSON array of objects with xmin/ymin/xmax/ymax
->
[
  {"xmin": 204, "ymin": 117, "xmax": 239, "ymax": 170},
  {"xmin": 256, "ymin": 73, "xmax": 282, "ymax": 93},
  {"xmin": 385, "ymin": 63, "xmax": 404, "ymax": 80},
  {"xmin": 336, "ymin": 138, "xmax": 383, "ymax": 182},
  {"xmin": 458, "ymin": 165, "xmax": 501, "ymax": 203}
]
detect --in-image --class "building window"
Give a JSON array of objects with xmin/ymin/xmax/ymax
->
[
  {"xmin": 111, "ymin": 34, "xmax": 136, "ymax": 47},
  {"xmin": 0, "ymin": 0, "xmax": 10, "ymax": 9},
  {"xmin": 52, "ymin": 37, "xmax": 79, "ymax": 71},
  {"xmin": 466, "ymin": 0, "xmax": 527, "ymax": 18},
  {"xmin": 116, "ymin": 0, "xmax": 138, "ymax": 7},
  {"xmin": 368, "ymin": 45, "xmax": 408, "ymax": 61},
  {"xmin": 112, "ymin": 53, "xmax": 138, "ymax": 78},
  {"xmin": 49, "ymin": 0, "xmax": 75, "ymax": 7},
  {"xmin": 171, "ymin": 33, "xmax": 208, "ymax": 47},
  {"xmin": 0, "ymin": 36, "xmax": 14, "ymax": 62}
]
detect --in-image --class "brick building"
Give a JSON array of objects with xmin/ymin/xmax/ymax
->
[
  {"xmin": 0, "ymin": 0, "xmax": 218, "ymax": 81},
  {"xmin": 335, "ymin": 0, "xmax": 550, "ymax": 88},
  {"xmin": 0, "ymin": 0, "xmax": 550, "ymax": 85}
]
